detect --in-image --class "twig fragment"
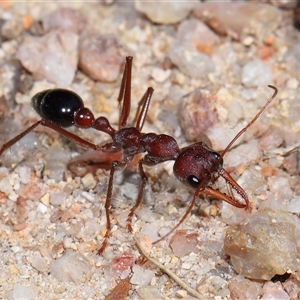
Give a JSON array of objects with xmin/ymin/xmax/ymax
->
[{"xmin": 134, "ymin": 236, "xmax": 208, "ymax": 300}]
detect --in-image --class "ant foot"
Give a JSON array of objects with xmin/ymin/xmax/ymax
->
[
  {"xmin": 98, "ymin": 231, "xmax": 110, "ymax": 254},
  {"xmin": 126, "ymin": 221, "xmax": 133, "ymax": 232},
  {"xmin": 97, "ymin": 240, "xmax": 108, "ymax": 254},
  {"xmin": 126, "ymin": 212, "xmax": 134, "ymax": 231}
]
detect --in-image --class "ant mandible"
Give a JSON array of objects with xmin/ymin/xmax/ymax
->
[{"xmin": 0, "ymin": 56, "xmax": 278, "ymax": 253}]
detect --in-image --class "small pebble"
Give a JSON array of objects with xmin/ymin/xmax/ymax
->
[
  {"xmin": 194, "ymin": 2, "xmax": 282, "ymax": 40},
  {"xmin": 224, "ymin": 139, "xmax": 262, "ymax": 169},
  {"xmin": 134, "ymin": 0, "xmax": 195, "ymax": 24},
  {"xmin": 140, "ymin": 223, "xmax": 159, "ymax": 242},
  {"xmin": 17, "ymin": 30, "xmax": 79, "ymax": 86},
  {"xmin": 10, "ymin": 266, "xmax": 19, "ymax": 275},
  {"xmin": 285, "ymin": 43, "xmax": 300, "ymax": 71},
  {"xmin": 224, "ymin": 210, "xmax": 300, "ymax": 280},
  {"xmin": 286, "ymin": 77, "xmax": 299, "ymax": 89},
  {"xmin": 176, "ymin": 289, "xmax": 188, "ymax": 298},
  {"xmin": 242, "ymin": 59, "xmax": 273, "ymax": 87},
  {"xmin": 242, "ymin": 36, "xmax": 255, "ymax": 46},
  {"xmin": 79, "ymin": 32, "xmax": 125, "ymax": 82},
  {"xmin": 54, "ymin": 283, "xmax": 66, "ymax": 294},
  {"xmin": 1, "ymin": 18, "xmax": 23, "ymax": 40},
  {"xmin": 137, "ymin": 287, "xmax": 165, "ymax": 300},
  {"xmin": 179, "ymin": 89, "xmax": 218, "ymax": 142},
  {"xmin": 50, "ymin": 192, "xmax": 66, "ymax": 206},
  {"xmin": 282, "ymin": 277, "xmax": 300, "ymax": 299},
  {"xmin": 42, "ymin": 7, "xmax": 87, "ymax": 34},
  {"xmin": 261, "ymin": 281, "xmax": 289, "ymax": 300},
  {"xmin": 63, "ymin": 237, "xmax": 74, "ymax": 249},
  {"xmin": 262, "ymin": 176, "xmax": 300, "ymax": 213},
  {"xmin": 177, "ymin": 19, "xmax": 220, "ymax": 55},
  {"xmin": 11, "ymin": 246, "xmax": 21, "ymax": 253},
  {"xmin": 135, "ymin": 204, "xmax": 155, "ymax": 223},
  {"xmin": 11, "ymin": 284, "xmax": 37, "ymax": 300},
  {"xmin": 258, "ymin": 127, "xmax": 283, "ymax": 151},
  {"xmin": 130, "ymin": 264, "xmax": 155, "ymax": 286},
  {"xmin": 81, "ymin": 173, "xmax": 96, "ymax": 189},
  {"xmin": 110, "ymin": 252, "xmax": 135, "ymax": 276},
  {"xmin": 37, "ymin": 202, "xmax": 48, "ymax": 214},
  {"xmin": 45, "ymin": 147, "xmax": 72, "ymax": 181},
  {"xmin": 169, "ymin": 45, "xmax": 215, "ymax": 79},
  {"xmin": 169, "ymin": 230, "xmax": 199, "ymax": 258},
  {"xmin": 228, "ymin": 275, "xmax": 262, "ymax": 299},
  {"xmin": 105, "ymin": 278, "xmax": 130, "ymax": 300},
  {"xmin": 60, "ymin": 203, "xmax": 81, "ymax": 222},
  {"xmin": 0, "ymin": 177, "xmax": 13, "ymax": 195},
  {"xmin": 182, "ymin": 262, "xmax": 192, "ymax": 270},
  {"xmin": 50, "ymin": 249, "xmax": 92, "ymax": 284},
  {"xmin": 24, "ymin": 181, "xmax": 42, "ymax": 200},
  {"xmin": 151, "ymin": 67, "xmax": 171, "ymax": 83},
  {"xmin": 40, "ymin": 193, "xmax": 50, "ymax": 206},
  {"xmin": 31, "ymin": 256, "xmax": 48, "ymax": 272}
]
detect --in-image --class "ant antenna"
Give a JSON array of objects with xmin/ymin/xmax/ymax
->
[{"xmin": 220, "ymin": 85, "xmax": 278, "ymax": 159}]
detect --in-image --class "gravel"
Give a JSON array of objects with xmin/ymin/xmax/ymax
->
[{"xmin": 0, "ymin": 1, "xmax": 300, "ymax": 299}]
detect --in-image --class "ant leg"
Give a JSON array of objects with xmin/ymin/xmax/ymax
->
[
  {"xmin": 219, "ymin": 85, "xmax": 278, "ymax": 159},
  {"xmin": 153, "ymin": 187, "xmax": 198, "ymax": 245},
  {"xmin": 153, "ymin": 171, "xmax": 248, "ymax": 245},
  {"xmin": 0, "ymin": 119, "xmax": 100, "ymax": 157},
  {"xmin": 126, "ymin": 159, "xmax": 148, "ymax": 231},
  {"xmin": 98, "ymin": 161, "xmax": 123, "ymax": 254},
  {"xmin": 118, "ymin": 56, "xmax": 133, "ymax": 129},
  {"xmin": 40, "ymin": 119, "xmax": 100, "ymax": 150},
  {"xmin": 153, "ymin": 178, "xmax": 208, "ymax": 245},
  {"xmin": 134, "ymin": 87, "xmax": 154, "ymax": 131},
  {"xmin": 0, "ymin": 120, "xmax": 42, "ymax": 156}
]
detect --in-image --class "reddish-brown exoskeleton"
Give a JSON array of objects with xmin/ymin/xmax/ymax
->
[{"xmin": 0, "ymin": 56, "xmax": 278, "ymax": 253}]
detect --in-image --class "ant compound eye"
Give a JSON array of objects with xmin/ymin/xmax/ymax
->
[
  {"xmin": 212, "ymin": 151, "xmax": 223, "ymax": 165},
  {"xmin": 212, "ymin": 151, "xmax": 221, "ymax": 159},
  {"xmin": 187, "ymin": 175, "xmax": 199, "ymax": 189}
]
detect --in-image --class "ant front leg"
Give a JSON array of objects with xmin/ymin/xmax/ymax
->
[
  {"xmin": 154, "ymin": 177, "xmax": 209, "ymax": 244},
  {"xmin": 126, "ymin": 159, "xmax": 148, "ymax": 231}
]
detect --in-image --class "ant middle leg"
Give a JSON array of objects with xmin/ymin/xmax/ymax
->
[
  {"xmin": 98, "ymin": 158, "xmax": 149, "ymax": 252},
  {"xmin": 153, "ymin": 178, "xmax": 208, "ymax": 244},
  {"xmin": 126, "ymin": 159, "xmax": 148, "ymax": 231}
]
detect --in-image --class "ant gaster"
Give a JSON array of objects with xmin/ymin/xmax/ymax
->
[{"xmin": 0, "ymin": 56, "xmax": 278, "ymax": 253}]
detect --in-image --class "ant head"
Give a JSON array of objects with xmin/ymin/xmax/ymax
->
[{"xmin": 173, "ymin": 142, "xmax": 223, "ymax": 190}]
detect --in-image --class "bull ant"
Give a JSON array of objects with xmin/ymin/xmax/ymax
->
[{"xmin": 0, "ymin": 56, "xmax": 278, "ymax": 253}]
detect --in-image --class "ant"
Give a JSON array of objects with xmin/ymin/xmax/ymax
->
[{"xmin": 0, "ymin": 56, "xmax": 278, "ymax": 253}]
